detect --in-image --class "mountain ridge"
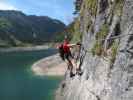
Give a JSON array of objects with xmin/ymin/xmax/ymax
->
[{"xmin": 0, "ymin": 10, "xmax": 66, "ymax": 47}]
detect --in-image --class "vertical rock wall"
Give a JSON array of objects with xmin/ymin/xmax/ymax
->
[{"xmin": 56, "ymin": 0, "xmax": 133, "ymax": 100}]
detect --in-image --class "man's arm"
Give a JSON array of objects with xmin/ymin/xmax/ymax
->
[{"xmin": 68, "ymin": 44, "xmax": 77, "ymax": 48}]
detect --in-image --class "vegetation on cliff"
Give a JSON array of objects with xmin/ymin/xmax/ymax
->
[
  {"xmin": 73, "ymin": 0, "xmax": 122, "ymax": 62},
  {"xmin": 91, "ymin": 24, "xmax": 109, "ymax": 56},
  {"xmin": 114, "ymin": 0, "xmax": 124, "ymax": 16}
]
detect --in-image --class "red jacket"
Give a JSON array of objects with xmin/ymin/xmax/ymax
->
[{"xmin": 63, "ymin": 41, "xmax": 70, "ymax": 53}]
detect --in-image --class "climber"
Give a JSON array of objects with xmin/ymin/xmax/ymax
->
[
  {"xmin": 62, "ymin": 36, "xmax": 75, "ymax": 77},
  {"xmin": 58, "ymin": 36, "xmax": 77, "ymax": 77},
  {"xmin": 71, "ymin": 42, "xmax": 82, "ymax": 75}
]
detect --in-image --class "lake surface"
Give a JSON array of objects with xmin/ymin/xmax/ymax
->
[{"xmin": 0, "ymin": 49, "xmax": 62, "ymax": 100}]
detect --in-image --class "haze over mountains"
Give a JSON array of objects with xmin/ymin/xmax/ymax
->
[{"xmin": 0, "ymin": 10, "xmax": 66, "ymax": 47}]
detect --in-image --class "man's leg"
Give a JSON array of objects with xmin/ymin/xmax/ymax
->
[
  {"xmin": 68, "ymin": 60, "xmax": 73, "ymax": 71},
  {"xmin": 66, "ymin": 58, "xmax": 74, "ymax": 77},
  {"xmin": 65, "ymin": 53, "xmax": 75, "ymax": 77}
]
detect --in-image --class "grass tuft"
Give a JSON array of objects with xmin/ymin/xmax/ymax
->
[
  {"xmin": 110, "ymin": 41, "xmax": 119, "ymax": 64},
  {"xmin": 86, "ymin": 0, "xmax": 97, "ymax": 16}
]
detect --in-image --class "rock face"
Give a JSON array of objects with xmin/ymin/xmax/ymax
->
[{"xmin": 56, "ymin": 0, "xmax": 133, "ymax": 100}]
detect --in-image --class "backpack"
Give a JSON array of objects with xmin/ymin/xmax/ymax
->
[{"xmin": 58, "ymin": 44, "xmax": 65, "ymax": 61}]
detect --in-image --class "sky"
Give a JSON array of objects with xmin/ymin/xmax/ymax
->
[{"xmin": 0, "ymin": 0, "xmax": 75, "ymax": 25}]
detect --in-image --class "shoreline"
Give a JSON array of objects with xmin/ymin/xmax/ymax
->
[
  {"xmin": 31, "ymin": 54, "xmax": 67, "ymax": 76},
  {"xmin": 31, "ymin": 53, "xmax": 67, "ymax": 100},
  {"xmin": 0, "ymin": 45, "xmax": 50, "ymax": 52}
]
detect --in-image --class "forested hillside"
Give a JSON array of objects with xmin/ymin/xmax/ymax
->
[{"xmin": 0, "ymin": 10, "xmax": 66, "ymax": 47}]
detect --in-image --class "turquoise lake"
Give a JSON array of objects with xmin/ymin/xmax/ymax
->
[{"xmin": 0, "ymin": 49, "xmax": 62, "ymax": 100}]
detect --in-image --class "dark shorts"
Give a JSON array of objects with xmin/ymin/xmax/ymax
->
[{"xmin": 64, "ymin": 52, "xmax": 73, "ymax": 61}]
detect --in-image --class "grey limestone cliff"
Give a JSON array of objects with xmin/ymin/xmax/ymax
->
[{"xmin": 56, "ymin": 0, "xmax": 133, "ymax": 100}]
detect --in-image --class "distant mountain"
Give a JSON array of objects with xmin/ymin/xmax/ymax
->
[{"xmin": 0, "ymin": 10, "xmax": 66, "ymax": 47}]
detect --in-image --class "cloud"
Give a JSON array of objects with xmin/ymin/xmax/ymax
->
[{"xmin": 0, "ymin": 1, "xmax": 17, "ymax": 10}]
